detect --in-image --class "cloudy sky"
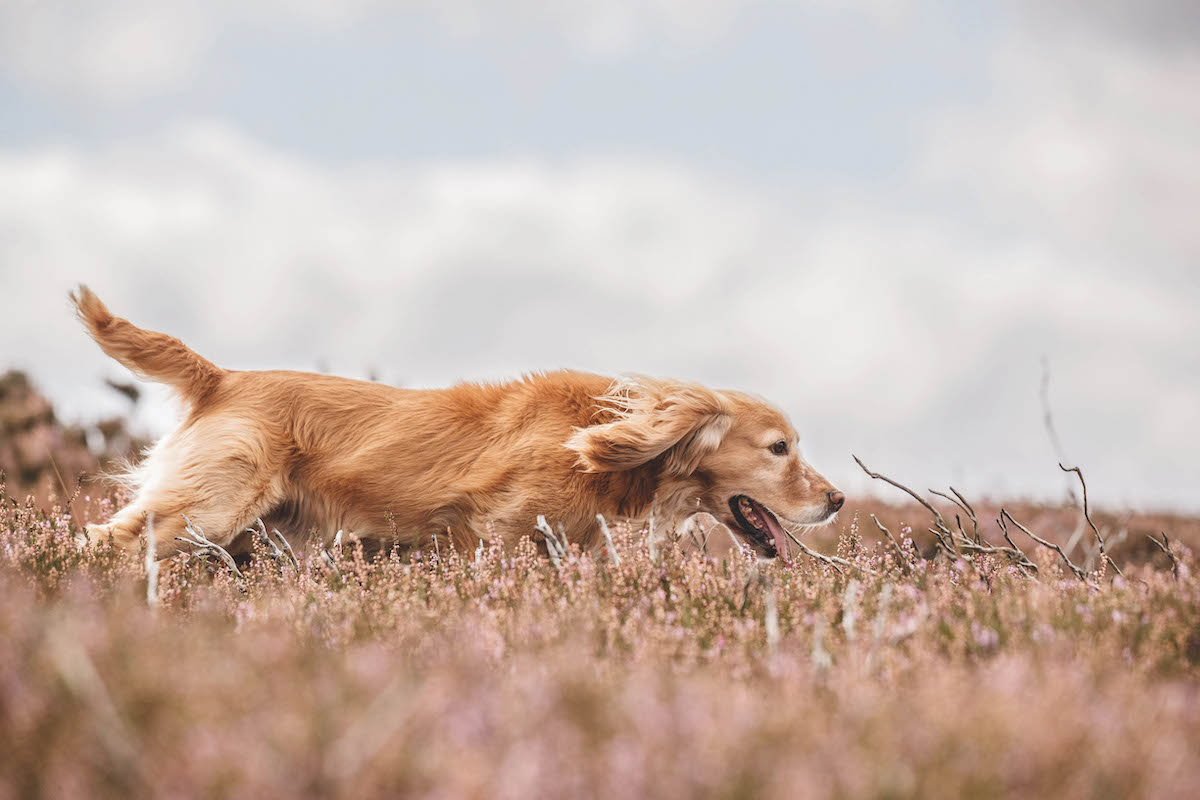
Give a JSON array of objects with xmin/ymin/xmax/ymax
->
[{"xmin": 2, "ymin": 1, "xmax": 1197, "ymax": 511}]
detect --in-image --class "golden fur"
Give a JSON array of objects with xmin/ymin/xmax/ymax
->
[{"xmin": 72, "ymin": 286, "xmax": 843, "ymax": 559}]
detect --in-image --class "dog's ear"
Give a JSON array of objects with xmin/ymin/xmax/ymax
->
[{"xmin": 566, "ymin": 379, "xmax": 732, "ymax": 477}]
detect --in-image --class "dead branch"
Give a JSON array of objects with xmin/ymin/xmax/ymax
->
[
  {"xmin": 871, "ymin": 514, "xmax": 912, "ymax": 573},
  {"xmin": 782, "ymin": 529, "xmax": 877, "ymax": 576},
  {"xmin": 955, "ymin": 533, "xmax": 1039, "ymax": 575},
  {"xmin": 272, "ymin": 526, "xmax": 299, "ymax": 568},
  {"xmin": 1063, "ymin": 518, "xmax": 1089, "ymax": 560},
  {"xmin": 321, "ymin": 549, "xmax": 342, "ymax": 579},
  {"xmin": 927, "ymin": 525, "xmax": 961, "ymax": 559},
  {"xmin": 999, "ymin": 509, "xmax": 1085, "ymax": 581},
  {"xmin": 931, "ymin": 488, "xmax": 979, "ymax": 543},
  {"xmin": 248, "ymin": 518, "xmax": 299, "ymax": 570},
  {"xmin": 535, "ymin": 515, "xmax": 567, "ymax": 568},
  {"xmin": 1059, "ymin": 463, "xmax": 1122, "ymax": 577},
  {"xmin": 1145, "ymin": 532, "xmax": 1180, "ymax": 580},
  {"xmin": 176, "ymin": 516, "xmax": 244, "ymax": 580},
  {"xmin": 1040, "ymin": 358, "xmax": 1074, "ymax": 482},
  {"xmin": 854, "ymin": 455, "xmax": 951, "ymax": 533},
  {"xmin": 857, "ymin": 457, "xmax": 1042, "ymax": 578}
]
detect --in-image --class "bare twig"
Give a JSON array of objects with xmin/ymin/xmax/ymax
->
[
  {"xmin": 764, "ymin": 575, "xmax": 780, "ymax": 655},
  {"xmin": 1059, "ymin": 464, "xmax": 1122, "ymax": 577},
  {"xmin": 872, "ymin": 583, "xmax": 893, "ymax": 646},
  {"xmin": 646, "ymin": 495, "xmax": 660, "ymax": 561},
  {"xmin": 176, "ymin": 516, "xmax": 244, "ymax": 579},
  {"xmin": 595, "ymin": 513, "xmax": 621, "ymax": 566},
  {"xmin": 997, "ymin": 526, "xmax": 1040, "ymax": 579},
  {"xmin": 321, "ymin": 549, "xmax": 342, "ymax": 579},
  {"xmin": 1063, "ymin": 518, "xmax": 1089, "ymax": 560},
  {"xmin": 248, "ymin": 518, "xmax": 299, "ymax": 570},
  {"xmin": 144, "ymin": 514, "xmax": 158, "ymax": 610},
  {"xmin": 47, "ymin": 453, "xmax": 70, "ymax": 502},
  {"xmin": 739, "ymin": 560, "xmax": 760, "ymax": 613},
  {"xmin": 871, "ymin": 514, "xmax": 912, "ymax": 573},
  {"xmin": 1107, "ymin": 527, "xmax": 1129, "ymax": 554},
  {"xmin": 1040, "ymin": 357, "xmax": 1074, "ymax": 476},
  {"xmin": 931, "ymin": 488, "xmax": 979, "ymax": 543},
  {"xmin": 956, "ymin": 533, "xmax": 1039, "ymax": 575},
  {"xmin": 811, "ymin": 617, "xmax": 832, "ymax": 672},
  {"xmin": 782, "ymin": 528, "xmax": 877, "ymax": 576},
  {"xmin": 999, "ymin": 509, "xmax": 1085, "ymax": 581},
  {"xmin": 854, "ymin": 455, "xmax": 950, "ymax": 533},
  {"xmin": 841, "ymin": 579, "xmax": 860, "ymax": 641},
  {"xmin": 867, "ymin": 583, "xmax": 894, "ymax": 671},
  {"xmin": 857, "ymin": 457, "xmax": 1039, "ymax": 577},
  {"xmin": 272, "ymin": 526, "xmax": 299, "ymax": 569},
  {"xmin": 949, "ymin": 487, "xmax": 976, "ymax": 521},
  {"xmin": 927, "ymin": 525, "xmax": 961, "ymax": 559},
  {"xmin": 930, "ymin": 489, "xmax": 1039, "ymax": 574},
  {"xmin": 535, "ymin": 515, "xmax": 567, "ymax": 568},
  {"xmin": 1145, "ymin": 532, "xmax": 1180, "ymax": 580},
  {"xmin": 681, "ymin": 515, "xmax": 706, "ymax": 553}
]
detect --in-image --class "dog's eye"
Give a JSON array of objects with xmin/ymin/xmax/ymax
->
[{"xmin": 769, "ymin": 440, "xmax": 788, "ymax": 456}]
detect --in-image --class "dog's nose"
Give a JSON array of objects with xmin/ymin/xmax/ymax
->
[{"xmin": 827, "ymin": 490, "xmax": 845, "ymax": 511}]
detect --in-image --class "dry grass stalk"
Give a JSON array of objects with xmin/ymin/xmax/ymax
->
[
  {"xmin": 841, "ymin": 579, "xmax": 861, "ymax": 641},
  {"xmin": 764, "ymin": 575, "xmax": 780, "ymax": 655},
  {"xmin": 596, "ymin": 513, "xmax": 621, "ymax": 566},
  {"xmin": 144, "ymin": 513, "xmax": 158, "ymax": 610}
]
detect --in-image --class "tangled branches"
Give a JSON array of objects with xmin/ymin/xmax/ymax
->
[{"xmin": 854, "ymin": 455, "xmax": 1126, "ymax": 583}]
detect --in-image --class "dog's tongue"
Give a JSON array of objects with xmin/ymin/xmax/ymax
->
[{"xmin": 756, "ymin": 503, "xmax": 790, "ymax": 561}]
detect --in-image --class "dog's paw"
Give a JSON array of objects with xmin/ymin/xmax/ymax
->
[{"xmin": 74, "ymin": 523, "xmax": 105, "ymax": 550}]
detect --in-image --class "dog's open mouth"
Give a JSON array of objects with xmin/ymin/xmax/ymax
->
[{"xmin": 729, "ymin": 495, "xmax": 788, "ymax": 558}]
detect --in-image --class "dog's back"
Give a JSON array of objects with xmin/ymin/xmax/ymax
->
[{"xmin": 74, "ymin": 285, "xmax": 624, "ymax": 555}]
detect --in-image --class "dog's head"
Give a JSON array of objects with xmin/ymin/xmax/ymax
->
[{"xmin": 567, "ymin": 376, "xmax": 843, "ymax": 558}]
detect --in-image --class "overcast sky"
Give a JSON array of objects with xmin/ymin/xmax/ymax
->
[{"xmin": 2, "ymin": 1, "xmax": 1197, "ymax": 511}]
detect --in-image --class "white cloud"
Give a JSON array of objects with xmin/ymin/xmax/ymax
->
[
  {"xmin": 0, "ymin": 0, "xmax": 752, "ymax": 103},
  {"xmin": 1, "ymin": 120, "xmax": 1196, "ymax": 509},
  {"xmin": 0, "ymin": 0, "xmax": 210, "ymax": 102},
  {"xmin": 0, "ymin": 0, "xmax": 942, "ymax": 103},
  {"xmin": 922, "ymin": 11, "xmax": 1200, "ymax": 274}
]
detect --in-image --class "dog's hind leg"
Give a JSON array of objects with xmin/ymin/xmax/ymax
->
[{"xmin": 86, "ymin": 416, "xmax": 287, "ymax": 559}]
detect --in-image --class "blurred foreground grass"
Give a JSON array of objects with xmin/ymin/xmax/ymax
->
[{"xmin": 1, "ymin": 488, "xmax": 1197, "ymax": 800}]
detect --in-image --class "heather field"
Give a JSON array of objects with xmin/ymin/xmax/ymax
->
[{"xmin": 1, "ymin": 480, "xmax": 1198, "ymax": 800}]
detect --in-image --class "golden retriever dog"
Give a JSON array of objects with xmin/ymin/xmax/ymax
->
[{"xmin": 72, "ymin": 286, "xmax": 844, "ymax": 560}]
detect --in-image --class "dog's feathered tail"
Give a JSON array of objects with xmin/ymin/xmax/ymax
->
[{"xmin": 71, "ymin": 285, "xmax": 223, "ymax": 405}]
